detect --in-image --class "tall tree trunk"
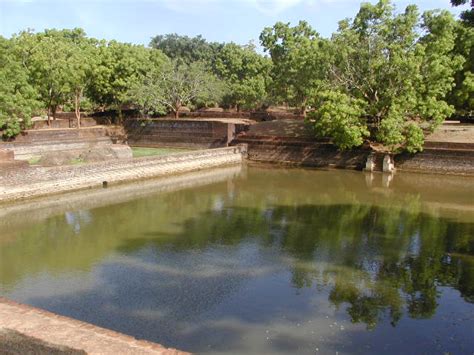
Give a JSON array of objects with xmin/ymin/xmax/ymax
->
[
  {"xmin": 301, "ymin": 98, "xmax": 308, "ymax": 118},
  {"xmin": 117, "ymin": 105, "xmax": 122, "ymax": 125},
  {"xmin": 174, "ymin": 100, "xmax": 181, "ymax": 119},
  {"xmin": 52, "ymin": 105, "xmax": 57, "ymax": 121},
  {"xmin": 47, "ymin": 106, "xmax": 51, "ymax": 126},
  {"xmin": 75, "ymin": 88, "xmax": 82, "ymax": 129},
  {"xmin": 301, "ymin": 106, "xmax": 307, "ymax": 118},
  {"xmin": 47, "ymin": 88, "xmax": 53, "ymax": 126}
]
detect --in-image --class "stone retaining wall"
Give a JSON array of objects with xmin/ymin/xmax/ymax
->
[
  {"xmin": 31, "ymin": 116, "xmax": 97, "ymax": 129},
  {"xmin": 0, "ymin": 146, "xmax": 245, "ymax": 203},
  {"xmin": 1, "ymin": 127, "xmax": 111, "ymax": 160},
  {"xmin": 0, "ymin": 127, "xmax": 132, "ymax": 165},
  {"xmin": 233, "ymin": 136, "xmax": 371, "ymax": 170},
  {"xmin": 0, "ymin": 298, "xmax": 186, "ymax": 354},
  {"xmin": 234, "ymin": 135, "xmax": 474, "ymax": 175},
  {"xmin": 0, "ymin": 165, "xmax": 242, "ymax": 228},
  {"xmin": 395, "ymin": 147, "xmax": 474, "ymax": 175},
  {"xmin": 125, "ymin": 119, "xmax": 248, "ymax": 149}
]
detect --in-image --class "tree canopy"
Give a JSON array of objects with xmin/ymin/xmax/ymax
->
[
  {"xmin": 306, "ymin": 1, "xmax": 464, "ymax": 152},
  {"xmin": 128, "ymin": 59, "xmax": 223, "ymax": 118},
  {"xmin": 0, "ymin": 0, "xmax": 472, "ymax": 153},
  {"xmin": 0, "ymin": 36, "xmax": 39, "ymax": 137}
]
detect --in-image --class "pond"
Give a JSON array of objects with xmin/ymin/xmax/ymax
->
[{"xmin": 0, "ymin": 165, "xmax": 473, "ymax": 354}]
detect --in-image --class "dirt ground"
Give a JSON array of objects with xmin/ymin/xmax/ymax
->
[
  {"xmin": 244, "ymin": 119, "xmax": 474, "ymax": 144},
  {"xmin": 426, "ymin": 121, "xmax": 474, "ymax": 143},
  {"xmin": 245, "ymin": 119, "xmax": 313, "ymax": 138}
]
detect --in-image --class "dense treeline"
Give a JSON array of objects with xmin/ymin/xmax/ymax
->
[{"xmin": 0, "ymin": 0, "xmax": 472, "ymax": 152}]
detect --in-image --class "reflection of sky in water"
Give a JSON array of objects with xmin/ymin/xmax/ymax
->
[{"xmin": 0, "ymin": 167, "xmax": 473, "ymax": 354}]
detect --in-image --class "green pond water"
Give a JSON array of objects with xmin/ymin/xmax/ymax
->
[{"xmin": 0, "ymin": 165, "xmax": 473, "ymax": 354}]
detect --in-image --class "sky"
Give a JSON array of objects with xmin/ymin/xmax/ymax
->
[{"xmin": 0, "ymin": 0, "xmax": 466, "ymax": 47}]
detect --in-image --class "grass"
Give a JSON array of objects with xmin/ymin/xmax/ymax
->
[
  {"xmin": 69, "ymin": 157, "xmax": 86, "ymax": 165},
  {"xmin": 27, "ymin": 156, "xmax": 42, "ymax": 165},
  {"xmin": 132, "ymin": 147, "xmax": 192, "ymax": 158}
]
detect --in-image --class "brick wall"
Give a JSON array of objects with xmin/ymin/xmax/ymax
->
[
  {"xmin": 395, "ymin": 148, "xmax": 474, "ymax": 175},
  {"xmin": 234, "ymin": 135, "xmax": 474, "ymax": 175},
  {"xmin": 233, "ymin": 136, "xmax": 372, "ymax": 170},
  {"xmin": 125, "ymin": 119, "xmax": 248, "ymax": 149}
]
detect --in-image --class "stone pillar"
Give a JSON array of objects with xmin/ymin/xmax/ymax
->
[
  {"xmin": 383, "ymin": 154, "xmax": 395, "ymax": 173},
  {"xmin": 364, "ymin": 153, "xmax": 376, "ymax": 172},
  {"xmin": 227, "ymin": 123, "xmax": 236, "ymax": 146}
]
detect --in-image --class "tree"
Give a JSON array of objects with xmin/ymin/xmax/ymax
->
[
  {"xmin": 128, "ymin": 59, "xmax": 224, "ymax": 118},
  {"xmin": 214, "ymin": 43, "xmax": 270, "ymax": 110},
  {"xmin": 0, "ymin": 36, "xmax": 39, "ymax": 138},
  {"xmin": 149, "ymin": 33, "xmax": 223, "ymax": 66},
  {"xmin": 87, "ymin": 41, "xmax": 167, "ymax": 121},
  {"xmin": 448, "ymin": 21, "xmax": 474, "ymax": 116},
  {"xmin": 310, "ymin": 91, "xmax": 369, "ymax": 150},
  {"xmin": 67, "ymin": 36, "xmax": 98, "ymax": 128},
  {"xmin": 308, "ymin": 0, "xmax": 463, "ymax": 152},
  {"xmin": 15, "ymin": 29, "xmax": 81, "ymax": 124},
  {"xmin": 260, "ymin": 21, "xmax": 331, "ymax": 116},
  {"xmin": 451, "ymin": 0, "xmax": 473, "ymax": 26}
]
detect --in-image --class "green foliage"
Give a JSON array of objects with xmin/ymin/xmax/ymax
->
[
  {"xmin": 1, "ymin": 1, "xmax": 472, "ymax": 145},
  {"xmin": 128, "ymin": 59, "xmax": 224, "ymax": 118},
  {"xmin": 14, "ymin": 29, "xmax": 82, "ymax": 119},
  {"xmin": 308, "ymin": 91, "xmax": 369, "ymax": 150},
  {"xmin": 451, "ymin": 0, "xmax": 474, "ymax": 26},
  {"xmin": 214, "ymin": 43, "xmax": 270, "ymax": 110},
  {"xmin": 0, "ymin": 36, "xmax": 39, "ymax": 138},
  {"xmin": 311, "ymin": 0, "xmax": 462, "ymax": 152},
  {"xmin": 260, "ymin": 21, "xmax": 330, "ymax": 115},
  {"xmin": 149, "ymin": 33, "xmax": 222, "ymax": 65},
  {"xmin": 448, "ymin": 22, "xmax": 474, "ymax": 116},
  {"xmin": 88, "ymin": 41, "xmax": 167, "ymax": 113}
]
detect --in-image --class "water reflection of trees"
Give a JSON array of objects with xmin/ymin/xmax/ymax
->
[
  {"xmin": 135, "ymin": 202, "xmax": 473, "ymax": 330},
  {"xmin": 1, "ymin": 170, "xmax": 473, "ymax": 331}
]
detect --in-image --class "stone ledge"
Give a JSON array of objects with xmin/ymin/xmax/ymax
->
[
  {"xmin": 0, "ymin": 297, "xmax": 188, "ymax": 354},
  {"xmin": 0, "ymin": 146, "xmax": 245, "ymax": 203}
]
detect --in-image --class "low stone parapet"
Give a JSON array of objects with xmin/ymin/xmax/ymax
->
[{"xmin": 0, "ymin": 146, "xmax": 245, "ymax": 203}]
